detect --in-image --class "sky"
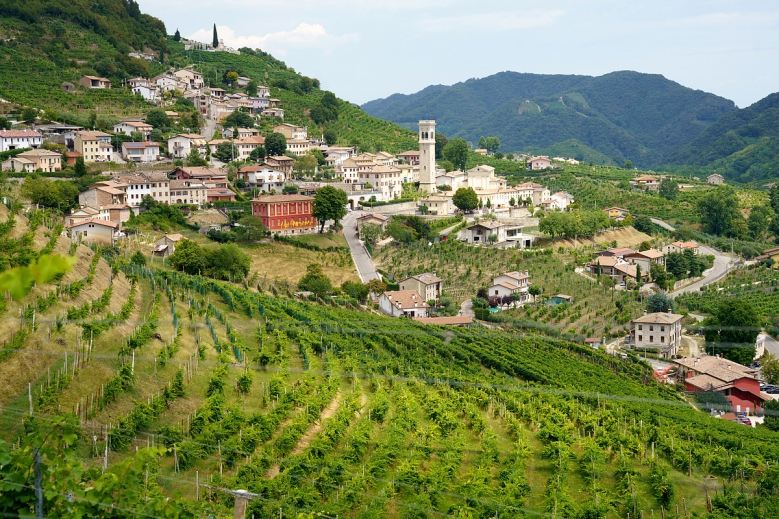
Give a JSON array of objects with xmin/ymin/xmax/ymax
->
[{"xmin": 136, "ymin": 0, "xmax": 779, "ymax": 108}]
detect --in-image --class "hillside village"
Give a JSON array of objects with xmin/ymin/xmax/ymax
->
[{"xmin": 3, "ymin": 6, "xmax": 779, "ymax": 518}]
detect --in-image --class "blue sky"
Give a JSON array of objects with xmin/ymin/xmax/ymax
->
[{"xmin": 136, "ymin": 0, "xmax": 779, "ymax": 108}]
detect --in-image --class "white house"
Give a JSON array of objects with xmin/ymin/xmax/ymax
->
[
  {"xmin": 527, "ymin": 156, "xmax": 552, "ymax": 170},
  {"xmin": 419, "ymin": 195, "xmax": 454, "ymax": 215},
  {"xmin": 547, "ymin": 192, "xmax": 574, "ymax": 211},
  {"xmin": 378, "ymin": 290, "xmax": 429, "ymax": 318},
  {"xmin": 121, "ymin": 141, "xmax": 160, "ymax": 163},
  {"xmin": 237, "ymin": 165, "xmax": 286, "ymax": 192},
  {"xmin": 168, "ymin": 134, "xmax": 207, "ymax": 159},
  {"xmin": 663, "ymin": 241, "xmax": 700, "ymax": 255},
  {"xmin": 464, "ymin": 220, "xmax": 506, "ymax": 245},
  {"xmin": 113, "ymin": 121, "xmax": 153, "ymax": 139},
  {"xmin": 287, "ymin": 139, "xmax": 310, "ymax": 157},
  {"xmin": 131, "ymin": 84, "xmax": 158, "ymax": 102},
  {"xmin": 67, "ymin": 219, "xmax": 119, "ymax": 245},
  {"xmin": 0, "ymin": 129, "xmax": 42, "ymax": 152},
  {"xmin": 489, "ymin": 271, "xmax": 532, "ymax": 303},
  {"xmin": 170, "ymin": 179, "xmax": 208, "ymax": 206},
  {"xmin": 707, "ymin": 174, "xmax": 725, "ymax": 185}
]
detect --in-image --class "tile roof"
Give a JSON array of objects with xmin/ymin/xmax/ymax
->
[
  {"xmin": 671, "ymin": 241, "xmax": 699, "ymax": 249},
  {"xmin": 17, "ymin": 149, "xmax": 61, "ymax": 158},
  {"xmin": 633, "ymin": 312, "xmax": 683, "ymax": 324},
  {"xmin": 627, "ymin": 249, "xmax": 665, "ymax": 259},
  {"xmin": 592, "ymin": 256, "xmax": 620, "ymax": 267},
  {"xmin": 67, "ymin": 218, "xmax": 118, "ymax": 229},
  {"xmin": 252, "ymin": 194, "xmax": 314, "ymax": 203},
  {"xmin": 123, "ymin": 141, "xmax": 160, "ymax": 149},
  {"xmin": 358, "ymin": 213, "xmax": 388, "ymax": 222},
  {"xmin": 0, "ymin": 129, "xmax": 42, "ymax": 138},
  {"xmin": 468, "ymin": 220, "xmax": 504, "ymax": 230},
  {"xmin": 383, "ymin": 290, "xmax": 428, "ymax": 310},
  {"xmin": 406, "ymin": 273, "xmax": 442, "ymax": 285}
]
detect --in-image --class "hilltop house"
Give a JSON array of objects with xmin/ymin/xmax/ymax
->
[
  {"xmin": 632, "ymin": 175, "xmax": 659, "ymax": 191},
  {"xmin": 589, "ymin": 256, "xmax": 644, "ymax": 283},
  {"xmin": 604, "ymin": 207, "xmax": 630, "ymax": 220},
  {"xmin": 707, "ymin": 174, "xmax": 725, "ymax": 185},
  {"xmin": 527, "ymin": 156, "xmax": 552, "ymax": 170},
  {"xmin": 629, "ymin": 312, "xmax": 683, "ymax": 358},
  {"xmin": 273, "ymin": 123, "xmax": 307, "ymax": 140},
  {"xmin": 378, "ymin": 290, "xmax": 429, "ymax": 318},
  {"xmin": 152, "ymin": 234, "xmax": 184, "ymax": 258},
  {"xmin": 399, "ymin": 273, "xmax": 443, "ymax": 302},
  {"xmin": 237, "ymin": 165, "xmax": 286, "ymax": 191},
  {"xmin": 624, "ymin": 249, "xmax": 665, "ymax": 271},
  {"xmin": 663, "ymin": 241, "xmax": 700, "ymax": 255},
  {"xmin": 674, "ymin": 356, "xmax": 769, "ymax": 414}
]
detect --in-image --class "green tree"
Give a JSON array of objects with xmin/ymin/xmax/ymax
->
[
  {"xmin": 265, "ymin": 132, "xmax": 287, "ymax": 156},
  {"xmin": 224, "ymin": 111, "xmax": 254, "ymax": 128},
  {"xmin": 623, "ymin": 160, "xmax": 633, "ymax": 169},
  {"xmin": 323, "ymin": 129, "xmax": 337, "ymax": 146},
  {"xmin": 696, "ymin": 185, "xmax": 741, "ymax": 236},
  {"xmin": 214, "ymin": 141, "xmax": 238, "ymax": 162},
  {"xmin": 312, "ymin": 185, "xmax": 348, "ymax": 233},
  {"xmin": 360, "ymin": 222, "xmax": 383, "ymax": 244},
  {"xmin": 528, "ymin": 285, "xmax": 542, "ymax": 305},
  {"xmin": 22, "ymin": 106, "xmax": 37, "ymax": 123},
  {"xmin": 646, "ymin": 292, "xmax": 673, "ymax": 313},
  {"xmin": 509, "ymin": 197, "xmax": 515, "ymax": 207},
  {"xmin": 169, "ymin": 239, "xmax": 206, "ymax": 275},
  {"xmin": 748, "ymin": 205, "xmax": 773, "ymax": 239},
  {"xmin": 484, "ymin": 136, "xmax": 500, "ymax": 154},
  {"xmin": 478, "ymin": 136, "xmax": 487, "ymax": 149},
  {"xmin": 367, "ymin": 278, "xmax": 387, "ymax": 295},
  {"xmin": 658, "ymin": 178, "xmax": 679, "ymax": 200},
  {"xmin": 761, "ymin": 352, "xmax": 779, "ymax": 385},
  {"xmin": 764, "ymin": 399, "xmax": 779, "ymax": 431},
  {"xmin": 298, "ymin": 263, "xmax": 332, "ymax": 297},
  {"xmin": 145, "ymin": 109, "xmax": 169, "ymax": 128},
  {"xmin": 212, "ymin": 23, "xmax": 218, "ymax": 48},
  {"xmin": 704, "ymin": 299, "xmax": 760, "ymax": 365},
  {"xmin": 633, "ymin": 215, "xmax": 653, "ymax": 235},
  {"xmin": 74, "ymin": 156, "xmax": 87, "ymax": 177},
  {"xmin": 295, "ymin": 153, "xmax": 318, "ymax": 177},
  {"xmin": 0, "ymin": 117, "xmax": 10, "ymax": 130},
  {"xmin": 21, "ymin": 176, "xmax": 79, "ymax": 209},
  {"xmin": 130, "ymin": 250, "xmax": 147, "ymax": 266},
  {"xmin": 435, "ymin": 132, "xmax": 448, "ymax": 159},
  {"xmin": 130, "ymin": 130, "xmax": 145, "ymax": 142},
  {"xmin": 342, "ymin": 280, "xmax": 369, "ymax": 301},
  {"xmin": 665, "ymin": 251, "xmax": 689, "ymax": 279},
  {"xmin": 208, "ymin": 243, "xmax": 251, "ymax": 280},
  {"xmin": 452, "ymin": 187, "xmax": 479, "ymax": 212},
  {"xmin": 185, "ymin": 147, "xmax": 207, "ymax": 167},
  {"xmin": 234, "ymin": 215, "xmax": 267, "ymax": 242},
  {"xmin": 249, "ymin": 145, "xmax": 266, "ymax": 162},
  {"xmin": 650, "ymin": 263, "xmax": 671, "ymax": 290},
  {"xmin": 173, "ymin": 28, "xmax": 181, "ymax": 41},
  {"xmin": 770, "ymin": 184, "xmax": 779, "ymax": 214},
  {"xmin": 443, "ymin": 138, "xmax": 469, "ymax": 171},
  {"xmin": 245, "ymin": 80, "xmax": 258, "ymax": 97},
  {"xmin": 226, "ymin": 71, "xmax": 239, "ymax": 85}
]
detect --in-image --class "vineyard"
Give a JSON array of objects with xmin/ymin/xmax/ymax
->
[{"xmin": 3, "ymin": 205, "xmax": 779, "ymax": 518}]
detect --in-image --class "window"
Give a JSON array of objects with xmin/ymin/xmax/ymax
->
[
  {"xmin": 638, "ymin": 335, "xmax": 642, "ymax": 341},
  {"xmin": 638, "ymin": 325, "xmax": 643, "ymax": 331},
  {"xmin": 649, "ymin": 336, "xmax": 654, "ymax": 342},
  {"xmin": 661, "ymin": 337, "xmax": 665, "ymax": 343},
  {"xmin": 649, "ymin": 326, "xmax": 654, "ymax": 332},
  {"xmin": 661, "ymin": 326, "xmax": 665, "ymax": 332}
]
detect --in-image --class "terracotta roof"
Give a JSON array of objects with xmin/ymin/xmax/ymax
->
[
  {"xmin": 491, "ymin": 281, "xmax": 520, "ymax": 290},
  {"xmin": 96, "ymin": 186, "xmax": 126, "ymax": 196},
  {"xmin": 207, "ymin": 188, "xmax": 236, "ymax": 196},
  {"xmin": 178, "ymin": 166, "xmax": 224, "ymax": 178},
  {"xmin": 165, "ymin": 234, "xmax": 183, "ymax": 242},
  {"xmin": 358, "ymin": 213, "xmax": 388, "ymax": 222},
  {"xmin": 0, "ymin": 129, "xmax": 42, "ymax": 138},
  {"xmin": 502, "ymin": 271, "xmax": 530, "ymax": 281},
  {"xmin": 67, "ymin": 218, "xmax": 118, "ymax": 229},
  {"xmin": 685, "ymin": 374, "xmax": 732, "ymax": 391},
  {"xmin": 468, "ymin": 220, "xmax": 504, "ymax": 230},
  {"xmin": 633, "ymin": 312, "xmax": 683, "ymax": 324},
  {"xmin": 118, "ymin": 121, "xmax": 153, "ymax": 128},
  {"xmin": 626, "ymin": 249, "xmax": 665, "ymax": 259},
  {"xmin": 383, "ymin": 290, "xmax": 428, "ymax": 310},
  {"xmin": 584, "ymin": 337, "xmax": 602, "ymax": 344},
  {"xmin": 413, "ymin": 316, "xmax": 472, "ymax": 325},
  {"xmin": 671, "ymin": 241, "xmax": 699, "ymax": 249},
  {"xmin": 593, "ymin": 256, "xmax": 620, "ymax": 267},
  {"xmin": 123, "ymin": 141, "xmax": 160, "ymax": 149},
  {"xmin": 398, "ymin": 150, "xmax": 420, "ymax": 157},
  {"xmin": 173, "ymin": 133, "xmax": 205, "ymax": 139},
  {"xmin": 252, "ymin": 194, "xmax": 313, "ymax": 203},
  {"xmin": 405, "ymin": 273, "xmax": 442, "ymax": 285},
  {"xmin": 634, "ymin": 175, "xmax": 658, "ymax": 181},
  {"xmin": 238, "ymin": 165, "xmax": 263, "ymax": 172},
  {"xmin": 17, "ymin": 149, "xmax": 61, "ymax": 158}
]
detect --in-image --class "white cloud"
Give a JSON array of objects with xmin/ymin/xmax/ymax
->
[
  {"xmin": 425, "ymin": 9, "xmax": 565, "ymax": 32},
  {"xmin": 188, "ymin": 24, "xmax": 357, "ymax": 55},
  {"xmin": 666, "ymin": 11, "xmax": 779, "ymax": 28}
]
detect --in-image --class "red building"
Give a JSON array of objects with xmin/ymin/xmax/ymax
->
[
  {"xmin": 674, "ymin": 356, "xmax": 769, "ymax": 414},
  {"xmin": 251, "ymin": 194, "xmax": 316, "ymax": 234}
]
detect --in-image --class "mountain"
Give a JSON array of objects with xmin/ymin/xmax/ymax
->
[
  {"xmin": 664, "ymin": 92, "xmax": 779, "ymax": 183},
  {"xmin": 0, "ymin": 0, "xmax": 416, "ymax": 152},
  {"xmin": 362, "ymin": 71, "xmax": 736, "ymax": 167}
]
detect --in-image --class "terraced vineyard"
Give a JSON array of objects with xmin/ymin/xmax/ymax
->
[{"xmin": 2, "ymin": 202, "xmax": 779, "ymax": 518}]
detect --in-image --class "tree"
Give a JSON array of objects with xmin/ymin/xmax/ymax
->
[
  {"xmin": 282, "ymin": 185, "xmax": 298, "ymax": 194},
  {"xmin": 623, "ymin": 160, "xmax": 633, "ymax": 169},
  {"xmin": 452, "ymin": 187, "xmax": 479, "ymax": 212},
  {"xmin": 169, "ymin": 239, "xmax": 206, "ymax": 275},
  {"xmin": 762, "ymin": 352, "xmax": 779, "ymax": 385},
  {"xmin": 0, "ymin": 117, "xmax": 10, "ymax": 130},
  {"xmin": 639, "ymin": 240, "xmax": 651, "ymax": 251},
  {"xmin": 442, "ymin": 138, "xmax": 469, "ymax": 171},
  {"xmin": 478, "ymin": 136, "xmax": 487, "ymax": 149},
  {"xmin": 528, "ymin": 285, "xmax": 542, "ymax": 305},
  {"xmin": 130, "ymin": 130, "xmax": 145, "ymax": 142},
  {"xmin": 130, "ymin": 250, "xmax": 147, "ymax": 266},
  {"xmin": 697, "ymin": 186, "xmax": 742, "ymax": 236},
  {"xmin": 367, "ymin": 278, "xmax": 387, "ymax": 295},
  {"xmin": 173, "ymin": 28, "xmax": 181, "ymax": 41},
  {"xmin": 74, "ymin": 157, "xmax": 87, "ymax": 177},
  {"xmin": 658, "ymin": 178, "xmax": 679, "ymax": 201},
  {"xmin": 764, "ymin": 399, "xmax": 779, "ymax": 431},
  {"xmin": 323, "ymin": 129, "xmax": 337, "ymax": 146},
  {"xmin": 226, "ymin": 71, "xmax": 239, "ymax": 86},
  {"xmin": 342, "ymin": 280, "xmax": 369, "ymax": 301},
  {"xmin": 646, "ymin": 292, "xmax": 673, "ymax": 313},
  {"xmin": 295, "ymin": 153, "xmax": 318, "ymax": 177},
  {"xmin": 265, "ymin": 132, "xmax": 287, "ymax": 156},
  {"xmin": 435, "ymin": 132, "xmax": 448, "ymax": 159},
  {"xmin": 312, "ymin": 185, "xmax": 348, "ymax": 233},
  {"xmin": 298, "ymin": 263, "xmax": 332, "ymax": 297},
  {"xmin": 214, "ymin": 141, "xmax": 238, "ymax": 162},
  {"xmin": 509, "ymin": 198, "xmax": 515, "ymax": 207},
  {"xmin": 224, "ymin": 111, "xmax": 254, "ymax": 128},
  {"xmin": 665, "ymin": 251, "xmax": 689, "ymax": 279},
  {"xmin": 633, "ymin": 215, "xmax": 653, "ymax": 237},
  {"xmin": 704, "ymin": 299, "xmax": 760, "ymax": 365},
  {"xmin": 185, "ymin": 147, "xmax": 207, "ymax": 167},
  {"xmin": 650, "ymin": 263, "xmax": 671, "ymax": 290},
  {"xmin": 145, "ymin": 109, "xmax": 169, "ymax": 128},
  {"xmin": 21, "ymin": 176, "xmax": 79, "ymax": 209},
  {"xmin": 234, "ymin": 215, "xmax": 267, "ymax": 242},
  {"xmin": 360, "ymin": 223, "xmax": 383, "ymax": 244},
  {"xmin": 212, "ymin": 23, "xmax": 218, "ymax": 48},
  {"xmin": 245, "ymin": 80, "xmax": 258, "ymax": 97},
  {"xmin": 249, "ymin": 145, "xmax": 266, "ymax": 162},
  {"xmin": 484, "ymin": 136, "xmax": 500, "ymax": 154},
  {"xmin": 487, "ymin": 233, "xmax": 498, "ymax": 243},
  {"xmin": 22, "ymin": 107, "xmax": 37, "ymax": 124},
  {"xmin": 748, "ymin": 204, "xmax": 773, "ymax": 239}
]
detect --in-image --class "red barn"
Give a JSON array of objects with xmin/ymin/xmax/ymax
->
[
  {"xmin": 251, "ymin": 194, "xmax": 316, "ymax": 235},
  {"xmin": 674, "ymin": 356, "xmax": 769, "ymax": 414}
]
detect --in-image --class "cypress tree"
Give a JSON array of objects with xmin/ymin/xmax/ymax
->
[
  {"xmin": 212, "ymin": 24, "xmax": 218, "ymax": 48},
  {"xmin": 173, "ymin": 28, "xmax": 180, "ymax": 41}
]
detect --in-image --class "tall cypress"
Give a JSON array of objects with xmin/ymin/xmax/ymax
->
[
  {"xmin": 212, "ymin": 24, "xmax": 218, "ymax": 48},
  {"xmin": 173, "ymin": 29, "xmax": 180, "ymax": 41}
]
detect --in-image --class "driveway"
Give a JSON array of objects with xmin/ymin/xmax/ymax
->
[
  {"xmin": 343, "ymin": 211, "xmax": 381, "ymax": 283},
  {"xmin": 670, "ymin": 245, "xmax": 731, "ymax": 296},
  {"xmin": 203, "ymin": 118, "xmax": 217, "ymax": 140},
  {"xmin": 460, "ymin": 298, "xmax": 474, "ymax": 318}
]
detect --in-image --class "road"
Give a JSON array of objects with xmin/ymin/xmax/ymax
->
[
  {"xmin": 203, "ymin": 118, "xmax": 217, "ymax": 140},
  {"xmin": 342, "ymin": 211, "xmax": 381, "ymax": 283},
  {"xmin": 650, "ymin": 217, "xmax": 676, "ymax": 231},
  {"xmin": 670, "ymin": 245, "xmax": 731, "ymax": 296},
  {"xmin": 763, "ymin": 335, "xmax": 779, "ymax": 358}
]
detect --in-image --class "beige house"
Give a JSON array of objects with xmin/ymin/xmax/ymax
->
[
  {"xmin": 170, "ymin": 179, "xmax": 208, "ymax": 206},
  {"xmin": 1, "ymin": 156, "xmax": 36, "ymax": 173},
  {"xmin": 152, "ymin": 234, "xmax": 184, "ymax": 258},
  {"xmin": 378, "ymin": 290, "xmax": 429, "ymax": 318},
  {"xmin": 663, "ymin": 241, "xmax": 700, "ymax": 255},
  {"xmin": 67, "ymin": 219, "xmax": 118, "ymax": 245},
  {"xmin": 707, "ymin": 174, "xmax": 725, "ymax": 185},
  {"xmin": 273, "ymin": 123, "xmax": 307, "ymax": 140},
  {"xmin": 75, "ymin": 131, "xmax": 113, "ymax": 162},
  {"xmin": 489, "ymin": 271, "xmax": 532, "ymax": 303},
  {"xmin": 399, "ymin": 273, "xmax": 443, "ymax": 302},
  {"xmin": 464, "ymin": 220, "xmax": 506, "ymax": 245},
  {"xmin": 0, "ymin": 149, "xmax": 62, "ymax": 172},
  {"xmin": 79, "ymin": 76, "xmax": 111, "ymax": 89},
  {"xmin": 287, "ymin": 139, "xmax": 310, "ymax": 157},
  {"xmin": 624, "ymin": 249, "xmax": 665, "ymax": 272},
  {"xmin": 78, "ymin": 185, "xmax": 127, "ymax": 208},
  {"xmin": 357, "ymin": 213, "xmax": 389, "ymax": 231},
  {"xmin": 630, "ymin": 312, "xmax": 683, "ymax": 358},
  {"xmin": 419, "ymin": 195, "xmax": 454, "ymax": 215},
  {"xmin": 527, "ymin": 156, "xmax": 552, "ymax": 170}
]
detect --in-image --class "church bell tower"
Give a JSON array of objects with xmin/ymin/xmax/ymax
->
[{"xmin": 418, "ymin": 120, "xmax": 437, "ymax": 194}]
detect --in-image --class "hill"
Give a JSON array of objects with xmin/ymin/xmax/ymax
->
[
  {"xmin": 0, "ymin": 1, "xmax": 416, "ymax": 152},
  {"xmin": 664, "ymin": 92, "xmax": 779, "ymax": 183},
  {"xmin": 362, "ymin": 71, "xmax": 736, "ymax": 167}
]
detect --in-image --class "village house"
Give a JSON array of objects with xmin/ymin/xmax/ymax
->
[
  {"xmin": 629, "ymin": 312, "xmax": 683, "ymax": 358},
  {"xmin": 79, "ymin": 75, "xmax": 111, "ymax": 89},
  {"xmin": 74, "ymin": 131, "xmax": 113, "ymax": 162},
  {"xmin": 113, "ymin": 171, "xmax": 171, "ymax": 209},
  {"xmin": 251, "ymin": 194, "xmax": 316, "ymax": 234},
  {"xmin": 170, "ymin": 179, "xmax": 208, "ymax": 206},
  {"xmin": 113, "ymin": 121, "xmax": 153, "ymax": 140},
  {"xmin": 755, "ymin": 246, "xmax": 779, "ymax": 266},
  {"xmin": 631, "ymin": 175, "xmax": 660, "ymax": 191},
  {"xmin": 131, "ymin": 84, "xmax": 158, "ymax": 102},
  {"xmin": 67, "ymin": 219, "xmax": 119, "ymax": 245},
  {"xmin": 174, "ymin": 69, "xmax": 204, "ymax": 90},
  {"xmin": 0, "ymin": 129, "xmax": 42, "ymax": 152},
  {"xmin": 66, "ymin": 205, "xmax": 130, "ymax": 226},
  {"xmin": 624, "ymin": 249, "xmax": 665, "ymax": 272},
  {"xmin": 261, "ymin": 108, "xmax": 284, "ymax": 119},
  {"xmin": 358, "ymin": 165, "xmax": 404, "ymax": 200},
  {"xmin": 1, "ymin": 149, "xmax": 61, "ymax": 172},
  {"xmin": 356, "ymin": 212, "xmax": 389, "ymax": 232},
  {"xmin": 64, "ymin": 151, "xmax": 82, "ymax": 165},
  {"xmin": 707, "ymin": 173, "xmax": 725, "ymax": 185},
  {"xmin": 544, "ymin": 191, "xmax": 575, "ymax": 211},
  {"xmin": 435, "ymin": 171, "xmax": 467, "ymax": 191},
  {"xmin": 589, "ymin": 256, "xmax": 644, "ymax": 283},
  {"xmin": 121, "ymin": 141, "xmax": 160, "ymax": 163},
  {"xmin": 78, "ymin": 185, "xmax": 127, "ymax": 208},
  {"xmin": 168, "ymin": 134, "xmax": 207, "ymax": 159},
  {"xmin": 287, "ymin": 139, "xmax": 310, "ymax": 157},
  {"xmin": 488, "ymin": 271, "xmax": 532, "ymax": 303},
  {"xmin": 235, "ymin": 76, "xmax": 252, "ymax": 88},
  {"xmin": 265, "ymin": 156, "xmax": 295, "ymax": 175},
  {"xmin": 397, "ymin": 150, "xmax": 420, "ymax": 165},
  {"xmin": 663, "ymin": 241, "xmax": 700, "ymax": 255},
  {"xmin": 464, "ymin": 220, "xmax": 506, "ymax": 245},
  {"xmin": 419, "ymin": 195, "xmax": 454, "ymax": 215},
  {"xmin": 237, "ymin": 165, "xmax": 286, "ymax": 192},
  {"xmin": 604, "ymin": 207, "xmax": 630, "ymax": 220},
  {"xmin": 527, "ymin": 156, "xmax": 552, "ymax": 170},
  {"xmin": 378, "ymin": 290, "xmax": 429, "ymax": 318},
  {"xmin": 674, "ymin": 356, "xmax": 768, "ymax": 414},
  {"xmin": 207, "ymin": 187, "xmax": 236, "ymax": 203},
  {"xmin": 399, "ymin": 273, "xmax": 443, "ymax": 303},
  {"xmin": 208, "ymin": 101, "xmax": 236, "ymax": 122},
  {"xmin": 597, "ymin": 247, "xmax": 636, "ymax": 259},
  {"xmin": 152, "ymin": 234, "xmax": 184, "ymax": 258},
  {"xmin": 273, "ymin": 123, "xmax": 308, "ymax": 140},
  {"xmin": 153, "ymin": 73, "xmax": 187, "ymax": 94},
  {"xmin": 173, "ymin": 166, "xmax": 228, "ymax": 187}
]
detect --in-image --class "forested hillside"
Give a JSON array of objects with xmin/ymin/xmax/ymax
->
[
  {"xmin": 0, "ymin": 0, "xmax": 416, "ymax": 152},
  {"xmin": 664, "ymin": 92, "xmax": 779, "ymax": 183},
  {"xmin": 362, "ymin": 71, "xmax": 736, "ymax": 167}
]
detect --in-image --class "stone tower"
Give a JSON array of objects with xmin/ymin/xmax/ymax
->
[{"xmin": 418, "ymin": 120, "xmax": 437, "ymax": 194}]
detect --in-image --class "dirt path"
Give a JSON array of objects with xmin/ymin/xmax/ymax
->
[{"xmin": 265, "ymin": 390, "xmax": 343, "ymax": 479}]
